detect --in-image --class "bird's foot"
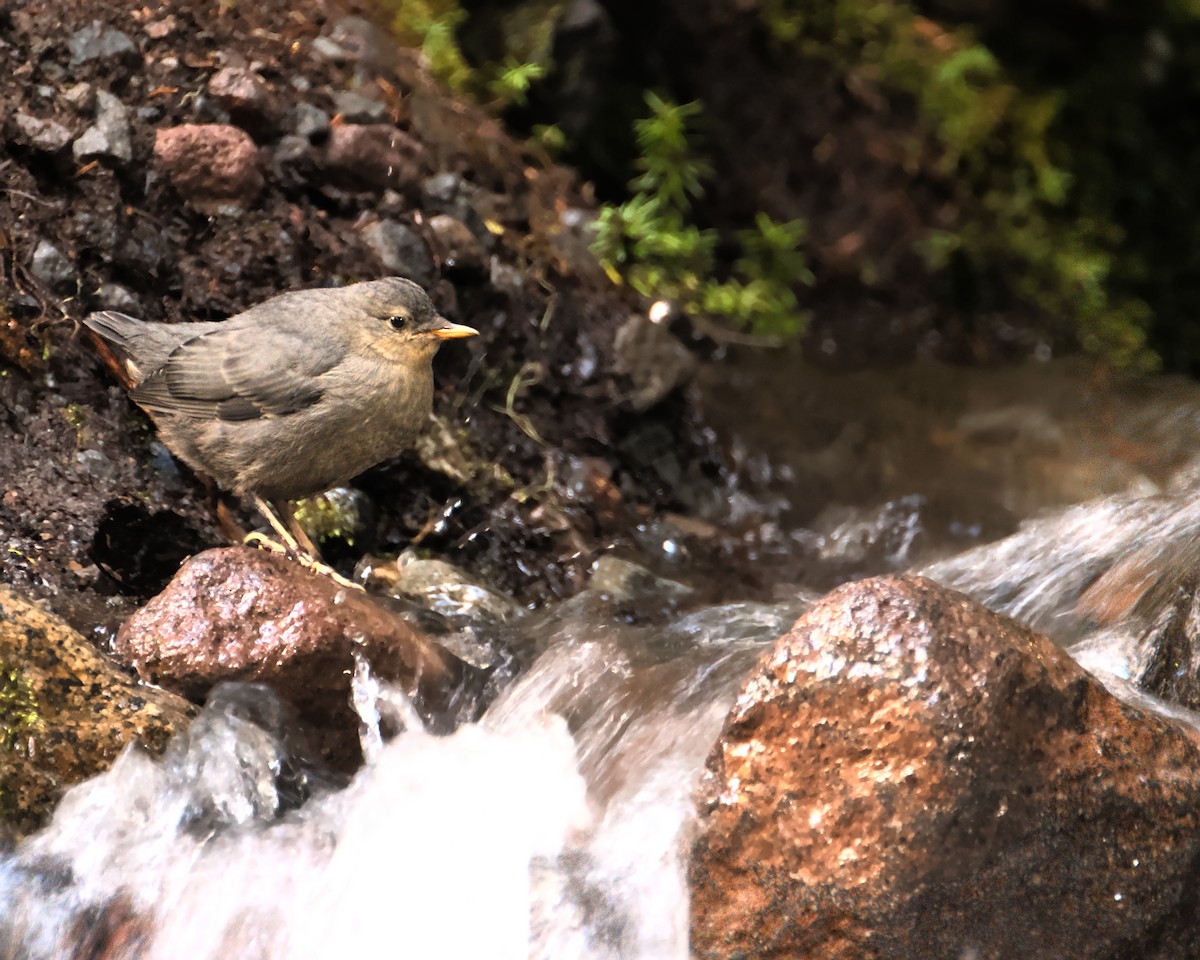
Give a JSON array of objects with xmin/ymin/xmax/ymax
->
[
  {"xmin": 247, "ymin": 496, "xmax": 364, "ymax": 591},
  {"xmin": 243, "ymin": 530, "xmax": 363, "ymax": 590}
]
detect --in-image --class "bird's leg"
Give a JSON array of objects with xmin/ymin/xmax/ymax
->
[{"xmin": 246, "ymin": 495, "xmax": 363, "ymax": 590}]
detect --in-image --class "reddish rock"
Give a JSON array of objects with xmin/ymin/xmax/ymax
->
[
  {"xmin": 153, "ymin": 124, "xmax": 263, "ymax": 212},
  {"xmin": 113, "ymin": 547, "xmax": 482, "ymax": 766},
  {"xmin": 322, "ymin": 123, "xmax": 425, "ymax": 191},
  {"xmin": 690, "ymin": 575, "xmax": 1200, "ymax": 960}
]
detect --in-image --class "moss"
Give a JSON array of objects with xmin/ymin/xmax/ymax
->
[
  {"xmin": 0, "ymin": 665, "xmax": 41, "ymax": 753},
  {"xmin": 756, "ymin": 0, "xmax": 1159, "ymax": 368}
]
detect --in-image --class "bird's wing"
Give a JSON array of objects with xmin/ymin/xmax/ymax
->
[{"xmin": 131, "ymin": 322, "xmax": 341, "ymax": 421}]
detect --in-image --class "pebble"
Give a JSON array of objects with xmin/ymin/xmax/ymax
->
[
  {"xmin": 208, "ymin": 66, "xmax": 272, "ymax": 118},
  {"xmin": 62, "ymin": 82, "xmax": 95, "ymax": 112},
  {"xmin": 68, "ymin": 21, "xmax": 139, "ymax": 66},
  {"xmin": 332, "ymin": 89, "xmax": 388, "ymax": 123},
  {"xmin": 154, "ymin": 124, "xmax": 263, "ymax": 213},
  {"xmin": 13, "ymin": 113, "xmax": 73, "ymax": 153},
  {"xmin": 427, "ymin": 214, "xmax": 487, "ymax": 274},
  {"xmin": 322, "ymin": 124, "xmax": 425, "ymax": 191},
  {"xmin": 29, "ymin": 241, "xmax": 74, "ymax": 292},
  {"xmin": 93, "ymin": 282, "xmax": 138, "ymax": 312},
  {"xmin": 290, "ymin": 102, "xmax": 330, "ymax": 141},
  {"xmin": 73, "ymin": 90, "xmax": 132, "ymax": 165},
  {"xmin": 311, "ymin": 36, "xmax": 349, "ymax": 63},
  {"xmin": 362, "ymin": 220, "xmax": 435, "ymax": 287}
]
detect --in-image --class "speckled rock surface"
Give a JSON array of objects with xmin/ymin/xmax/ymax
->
[
  {"xmin": 690, "ymin": 575, "xmax": 1200, "ymax": 960},
  {"xmin": 113, "ymin": 547, "xmax": 485, "ymax": 767},
  {"xmin": 153, "ymin": 123, "xmax": 263, "ymax": 212},
  {"xmin": 0, "ymin": 585, "xmax": 194, "ymax": 838}
]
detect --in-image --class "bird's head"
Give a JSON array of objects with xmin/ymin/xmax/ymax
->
[{"xmin": 351, "ymin": 277, "xmax": 478, "ymax": 363}]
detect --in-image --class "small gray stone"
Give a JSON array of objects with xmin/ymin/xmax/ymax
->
[
  {"xmin": 589, "ymin": 555, "xmax": 692, "ymax": 601},
  {"xmin": 362, "ymin": 220, "xmax": 435, "ymax": 287},
  {"xmin": 422, "ymin": 172, "xmax": 461, "ymax": 204},
  {"xmin": 274, "ymin": 134, "xmax": 309, "ymax": 165},
  {"xmin": 62, "ymin": 82, "xmax": 95, "ymax": 112},
  {"xmin": 208, "ymin": 66, "xmax": 271, "ymax": 116},
  {"xmin": 290, "ymin": 102, "xmax": 330, "ymax": 141},
  {"xmin": 374, "ymin": 551, "xmax": 523, "ymax": 625},
  {"xmin": 73, "ymin": 90, "xmax": 132, "ymax": 165},
  {"xmin": 68, "ymin": 21, "xmax": 139, "ymax": 66},
  {"xmin": 311, "ymin": 36, "xmax": 348, "ymax": 63},
  {"xmin": 613, "ymin": 311, "xmax": 698, "ymax": 410},
  {"xmin": 94, "ymin": 282, "xmax": 138, "ymax": 311},
  {"xmin": 30, "ymin": 241, "xmax": 74, "ymax": 292},
  {"xmin": 331, "ymin": 89, "xmax": 388, "ymax": 123},
  {"xmin": 13, "ymin": 113, "xmax": 73, "ymax": 153}
]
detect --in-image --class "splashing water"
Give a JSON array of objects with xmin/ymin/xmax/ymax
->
[{"xmin": 0, "ymin": 600, "xmax": 787, "ymax": 960}]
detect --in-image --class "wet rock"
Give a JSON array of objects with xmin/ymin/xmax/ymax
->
[
  {"xmin": 153, "ymin": 124, "xmax": 263, "ymax": 214},
  {"xmin": 0, "ymin": 585, "xmax": 194, "ymax": 837},
  {"xmin": 691, "ymin": 575, "xmax": 1200, "ymax": 960},
  {"xmin": 427, "ymin": 214, "xmax": 485, "ymax": 275},
  {"xmin": 291, "ymin": 487, "xmax": 374, "ymax": 548},
  {"xmin": 290, "ymin": 102, "xmax": 330, "ymax": 141},
  {"xmin": 29, "ymin": 240, "xmax": 74, "ymax": 292},
  {"xmin": 331, "ymin": 89, "xmax": 388, "ymax": 123},
  {"xmin": 72, "ymin": 90, "xmax": 132, "ymax": 165},
  {"xmin": 67, "ymin": 21, "xmax": 139, "ymax": 66},
  {"xmin": 369, "ymin": 551, "xmax": 523, "ymax": 624},
  {"xmin": 112, "ymin": 547, "xmax": 484, "ymax": 767},
  {"xmin": 422, "ymin": 172, "xmax": 461, "ymax": 204},
  {"xmin": 273, "ymin": 134, "xmax": 313, "ymax": 184},
  {"xmin": 12, "ymin": 113, "xmax": 73, "ymax": 153},
  {"xmin": 614, "ymin": 312, "xmax": 698, "ymax": 410},
  {"xmin": 322, "ymin": 123, "xmax": 425, "ymax": 192},
  {"xmin": 208, "ymin": 66, "xmax": 273, "ymax": 125},
  {"xmin": 362, "ymin": 219, "xmax": 435, "ymax": 287},
  {"xmin": 589, "ymin": 555, "xmax": 692, "ymax": 601},
  {"xmin": 328, "ymin": 16, "xmax": 392, "ymax": 65}
]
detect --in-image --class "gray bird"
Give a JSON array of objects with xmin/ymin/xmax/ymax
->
[{"xmin": 85, "ymin": 277, "xmax": 477, "ymax": 566}]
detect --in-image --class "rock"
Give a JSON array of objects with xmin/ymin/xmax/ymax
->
[
  {"xmin": 331, "ymin": 89, "xmax": 389, "ymax": 124},
  {"xmin": 153, "ymin": 124, "xmax": 263, "ymax": 214},
  {"xmin": 62, "ymin": 82, "xmax": 95, "ymax": 112},
  {"xmin": 369, "ymin": 551, "xmax": 523, "ymax": 624},
  {"xmin": 29, "ymin": 240, "xmax": 74, "ymax": 292},
  {"xmin": 613, "ymin": 312, "xmax": 698, "ymax": 410},
  {"xmin": 112, "ymin": 548, "xmax": 485, "ymax": 766},
  {"xmin": 12, "ymin": 113, "xmax": 73, "ymax": 153},
  {"xmin": 92, "ymin": 282, "xmax": 138, "ymax": 312},
  {"xmin": 589, "ymin": 555, "xmax": 692, "ymax": 601},
  {"xmin": 0, "ymin": 585, "xmax": 194, "ymax": 837},
  {"xmin": 362, "ymin": 219, "xmax": 435, "ymax": 287},
  {"xmin": 322, "ymin": 123, "xmax": 425, "ymax": 192},
  {"xmin": 290, "ymin": 102, "xmax": 330, "ymax": 141},
  {"xmin": 207, "ymin": 66, "xmax": 274, "ymax": 127},
  {"xmin": 311, "ymin": 36, "xmax": 350, "ymax": 63},
  {"xmin": 72, "ymin": 90, "xmax": 132, "ymax": 165},
  {"xmin": 427, "ymin": 214, "xmax": 485, "ymax": 274},
  {"xmin": 690, "ymin": 575, "xmax": 1200, "ymax": 960},
  {"xmin": 67, "ymin": 21, "xmax": 139, "ymax": 66}
]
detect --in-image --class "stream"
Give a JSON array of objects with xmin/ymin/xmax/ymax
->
[{"xmin": 5, "ymin": 356, "xmax": 1200, "ymax": 958}]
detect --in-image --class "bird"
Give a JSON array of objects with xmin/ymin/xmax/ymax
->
[{"xmin": 84, "ymin": 277, "xmax": 478, "ymax": 580}]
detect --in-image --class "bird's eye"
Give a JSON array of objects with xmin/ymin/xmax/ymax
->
[{"xmin": 388, "ymin": 315, "xmax": 409, "ymax": 331}]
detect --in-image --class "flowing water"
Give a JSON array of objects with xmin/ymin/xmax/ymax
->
[{"xmin": 6, "ymin": 358, "xmax": 1200, "ymax": 958}]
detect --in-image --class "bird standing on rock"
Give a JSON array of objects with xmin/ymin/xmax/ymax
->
[{"xmin": 84, "ymin": 277, "xmax": 478, "ymax": 574}]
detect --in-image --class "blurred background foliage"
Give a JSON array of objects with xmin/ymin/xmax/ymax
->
[{"xmin": 376, "ymin": 0, "xmax": 1200, "ymax": 372}]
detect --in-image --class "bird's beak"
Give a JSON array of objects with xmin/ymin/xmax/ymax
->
[{"xmin": 430, "ymin": 317, "xmax": 479, "ymax": 340}]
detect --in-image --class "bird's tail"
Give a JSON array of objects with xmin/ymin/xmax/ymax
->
[{"xmin": 83, "ymin": 311, "xmax": 151, "ymax": 388}]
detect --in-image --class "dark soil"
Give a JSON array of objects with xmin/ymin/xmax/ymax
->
[{"xmin": 0, "ymin": 0, "xmax": 729, "ymax": 636}]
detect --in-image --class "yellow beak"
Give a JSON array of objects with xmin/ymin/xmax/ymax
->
[{"xmin": 430, "ymin": 319, "xmax": 479, "ymax": 340}]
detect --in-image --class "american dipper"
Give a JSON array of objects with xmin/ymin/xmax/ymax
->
[{"xmin": 84, "ymin": 277, "xmax": 477, "ymax": 566}]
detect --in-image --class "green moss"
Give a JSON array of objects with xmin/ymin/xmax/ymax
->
[
  {"xmin": 0, "ymin": 665, "xmax": 41, "ymax": 752},
  {"xmin": 592, "ymin": 94, "xmax": 814, "ymax": 338},
  {"xmin": 756, "ymin": 0, "xmax": 1158, "ymax": 369}
]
